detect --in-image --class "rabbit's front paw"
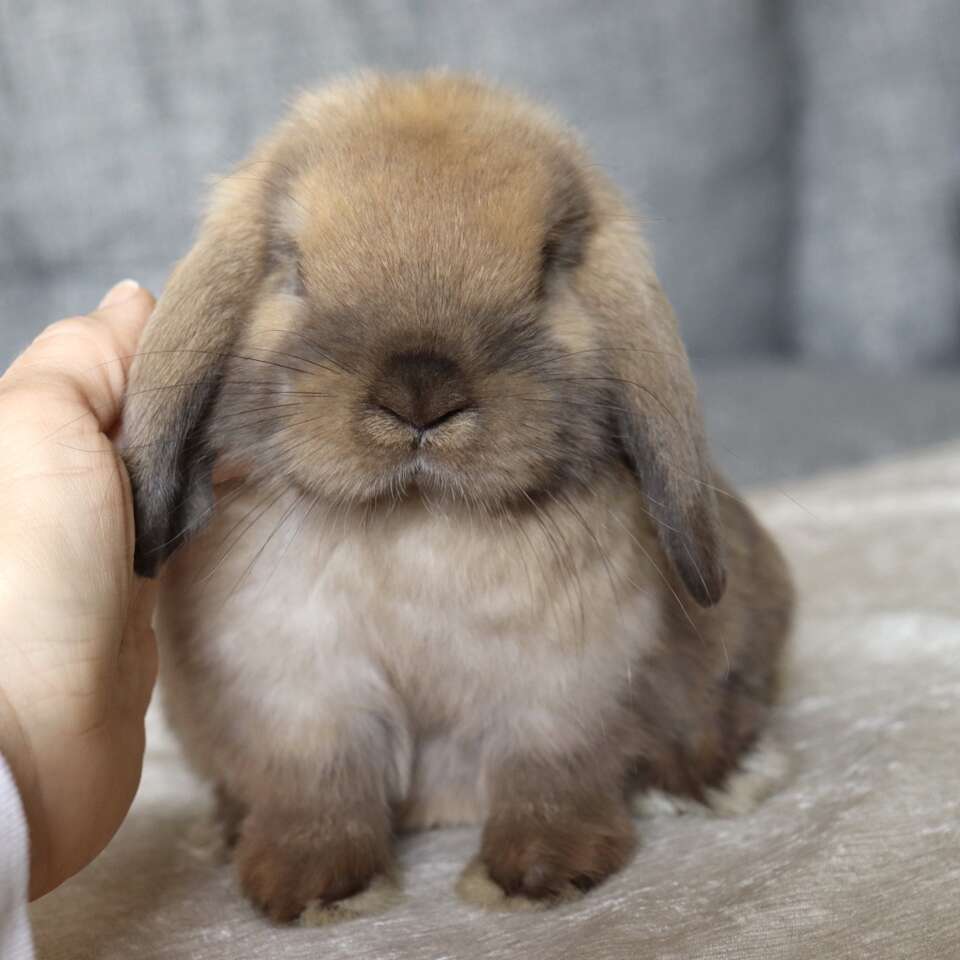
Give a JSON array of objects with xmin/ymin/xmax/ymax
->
[
  {"xmin": 235, "ymin": 809, "xmax": 392, "ymax": 923},
  {"xmin": 477, "ymin": 798, "xmax": 635, "ymax": 904}
]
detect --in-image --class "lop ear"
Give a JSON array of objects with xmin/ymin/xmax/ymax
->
[
  {"xmin": 122, "ymin": 177, "xmax": 270, "ymax": 577},
  {"xmin": 580, "ymin": 220, "xmax": 726, "ymax": 607}
]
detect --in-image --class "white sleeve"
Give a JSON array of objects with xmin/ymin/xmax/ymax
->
[{"xmin": 0, "ymin": 754, "xmax": 34, "ymax": 960}]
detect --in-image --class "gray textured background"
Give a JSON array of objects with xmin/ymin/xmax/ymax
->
[{"xmin": 2, "ymin": 0, "xmax": 959, "ymax": 476}]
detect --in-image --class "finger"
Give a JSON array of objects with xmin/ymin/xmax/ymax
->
[
  {"xmin": 4, "ymin": 281, "xmax": 157, "ymax": 431},
  {"xmin": 127, "ymin": 623, "xmax": 159, "ymax": 718},
  {"xmin": 213, "ymin": 457, "xmax": 254, "ymax": 486},
  {"xmin": 89, "ymin": 280, "xmax": 158, "ymax": 390},
  {"xmin": 121, "ymin": 576, "xmax": 160, "ymax": 715},
  {"xmin": 127, "ymin": 574, "xmax": 159, "ymax": 638}
]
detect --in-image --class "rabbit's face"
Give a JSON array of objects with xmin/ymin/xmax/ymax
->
[
  {"xmin": 124, "ymin": 74, "xmax": 725, "ymax": 606},
  {"xmin": 220, "ymin": 150, "xmax": 608, "ymax": 508}
]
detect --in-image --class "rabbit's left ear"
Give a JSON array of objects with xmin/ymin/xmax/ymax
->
[
  {"xmin": 579, "ymin": 223, "xmax": 726, "ymax": 607},
  {"xmin": 122, "ymin": 174, "xmax": 272, "ymax": 577}
]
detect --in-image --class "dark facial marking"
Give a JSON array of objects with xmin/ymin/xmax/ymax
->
[{"xmin": 371, "ymin": 350, "xmax": 471, "ymax": 431}]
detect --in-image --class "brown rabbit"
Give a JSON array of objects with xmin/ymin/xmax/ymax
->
[{"xmin": 122, "ymin": 72, "xmax": 793, "ymax": 923}]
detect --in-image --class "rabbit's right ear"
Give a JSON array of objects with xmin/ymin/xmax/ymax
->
[
  {"xmin": 577, "ymin": 209, "xmax": 726, "ymax": 607},
  {"xmin": 122, "ymin": 178, "xmax": 271, "ymax": 577}
]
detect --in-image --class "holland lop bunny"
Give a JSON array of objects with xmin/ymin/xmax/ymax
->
[{"xmin": 123, "ymin": 72, "xmax": 793, "ymax": 923}]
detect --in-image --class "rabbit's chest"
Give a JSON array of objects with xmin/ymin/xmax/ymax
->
[{"xmin": 162, "ymin": 486, "xmax": 659, "ymax": 739}]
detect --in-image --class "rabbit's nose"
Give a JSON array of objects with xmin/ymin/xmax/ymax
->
[{"xmin": 372, "ymin": 351, "xmax": 471, "ymax": 432}]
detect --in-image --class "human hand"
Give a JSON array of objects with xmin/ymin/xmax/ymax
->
[{"xmin": 0, "ymin": 280, "xmax": 159, "ymax": 899}]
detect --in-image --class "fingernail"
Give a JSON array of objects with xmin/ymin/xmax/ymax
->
[{"xmin": 98, "ymin": 278, "xmax": 140, "ymax": 309}]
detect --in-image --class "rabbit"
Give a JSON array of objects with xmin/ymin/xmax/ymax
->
[{"xmin": 122, "ymin": 71, "xmax": 794, "ymax": 923}]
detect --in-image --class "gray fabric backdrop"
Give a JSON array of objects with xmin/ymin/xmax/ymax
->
[{"xmin": 1, "ymin": 0, "xmax": 959, "ymax": 368}]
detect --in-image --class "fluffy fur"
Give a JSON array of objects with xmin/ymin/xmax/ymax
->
[{"xmin": 122, "ymin": 71, "xmax": 794, "ymax": 922}]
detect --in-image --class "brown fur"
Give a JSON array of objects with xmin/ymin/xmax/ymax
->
[
  {"xmin": 481, "ymin": 749, "xmax": 637, "ymax": 899},
  {"xmin": 123, "ymin": 72, "xmax": 794, "ymax": 921},
  {"xmin": 235, "ymin": 793, "xmax": 393, "ymax": 923}
]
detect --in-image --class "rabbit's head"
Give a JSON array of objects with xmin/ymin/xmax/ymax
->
[{"xmin": 123, "ymin": 73, "xmax": 725, "ymax": 606}]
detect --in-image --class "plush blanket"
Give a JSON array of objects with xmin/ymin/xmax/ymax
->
[{"xmin": 29, "ymin": 445, "xmax": 960, "ymax": 959}]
